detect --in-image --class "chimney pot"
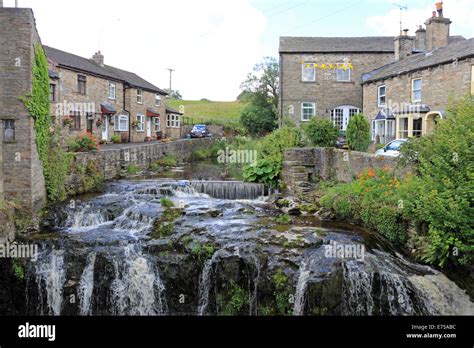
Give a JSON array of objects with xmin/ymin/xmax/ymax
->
[{"xmin": 92, "ymin": 51, "xmax": 104, "ymax": 67}]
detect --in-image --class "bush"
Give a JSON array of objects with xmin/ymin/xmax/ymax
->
[
  {"xmin": 243, "ymin": 159, "xmax": 280, "ymax": 188},
  {"xmin": 160, "ymin": 197, "xmax": 175, "ymax": 209},
  {"xmin": 260, "ymin": 126, "xmax": 305, "ymax": 165},
  {"xmin": 346, "ymin": 114, "xmax": 371, "ymax": 152},
  {"xmin": 126, "ymin": 165, "xmax": 140, "ymax": 174},
  {"xmin": 399, "ymin": 96, "xmax": 474, "ymax": 268},
  {"xmin": 321, "ymin": 168, "xmax": 408, "ymax": 246},
  {"xmin": 240, "ymin": 92, "xmax": 278, "ymax": 136},
  {"xmin": 68, "ymin": 133, "xmax": 100, "ymax": 152},
  {"xmin": 303, "ymin": 118, "xmax": 338, "ymax": 147},
  {"xmin": 111, "ymin": 134, "xmax": 121, "ymax": 144},
  {"xmin": 156, "ymin": 155, "xmax": 178, "ymax": 167}
]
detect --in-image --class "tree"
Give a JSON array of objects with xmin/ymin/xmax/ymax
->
[
  {"xmin": 346, "ymin": 114, "xmax": 371, "ymax": 152},
  {"xmin": 304, "ymin": 118, "xmax": 338, "ymax": 147},
  {"xmin": 166, "ymin": 89, "xmax": 183, "ymax": 100},
  {"xmin": 239, "ymin": 57, "xmax": 279, "ymax": 135}
]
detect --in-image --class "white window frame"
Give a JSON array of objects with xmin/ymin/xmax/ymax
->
[
  {"xmin": 336, "ymin": 68, "xmax": 351, "ymax": 82},
  {"xmin": 412, "ymin": 78, "xmax": 422, "ymax": 103},
  {"xmin": 166, "ymin": 114, "xmax": 181, "ymax": 128},
  {"xmin": 301, "ymin": 102, "xmax": 316, "ymax": 122},
  {"xmin": 378, "ymin": 85, "xmax": 386, "ymax": 107},
  {"xmin": 114, "ymin": 115, "xmax": 129, "ymax": 132},
  {"xmin": 301, "ymin": 63, "xmax": 316, "ymax": 82},
  {"xmin": 137, "ymin": 89, "xmax": 143, "ymax": 104},
  {"xmin": 109, "ymin": 82, "xmax": 116, "ymax": 100},
  {"xmin": 155, "ymin": 94, "xmax": 162, "ymax": 107},
  {"xmin": 136, "ymin": 113, "xmax": 145, "ymax": 132},
  {"xmin": 153, "ymin": 117, "xmax": 161, "ymax": 132}
]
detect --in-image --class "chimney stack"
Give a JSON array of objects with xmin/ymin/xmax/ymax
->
[
  {"xmin": 415, "ymin": 25, "xmax": 427, "ymax": 51},
  {"xmin": 394, "ymin": 29, "xmax": 414, "ymax": 61},
  {"xmin": 92, "ymin": 51, "xmax": 104, "ymax": 67},
  {"xmin": 0, "ymin": 0, "xmax": 3, "ymax": 7},
  {"xmin": 425, "ymin": 16, "xmax": 451, "ymax": 50}
]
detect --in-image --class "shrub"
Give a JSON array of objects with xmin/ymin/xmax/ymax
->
[
  {"xmin": 68, "ymin": 133, "xmax": 100, "ymax": 152},
  {"xmin": 160, "ymin": 197, "xmax": 175, "ymax": 209},
  {"xmin": 240, "ymin": 92, "xmax": 277, "ymax": 136},
  {"xmin": 399, "ymin": 96, "xmax": 474, "ymax": 268},
  {"xmin": 243, "ymin": 159, "xmax": 279, "ymax": 188},
  {"xmin": 304, "ymin": 118, "xmax": 338, "ymax": 147},
  {"xmin": 346, "ymin": 113, "xmax": 371, "ymax": 152},
  {"xmin": 260, "ymin": 126, "xmax": 305, "ymax": 165},
  {"xmin": 111, "ymin": 134, "xmax": 121, "ymax": 144},
  {"xmin": 126, "ymin": 165, "xmax": 140, "ymax": 174},
  {"xmin": 156, "ymin": 155, "xmax": 178, "ymax": 167}
]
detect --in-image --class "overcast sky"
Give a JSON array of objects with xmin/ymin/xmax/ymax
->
[{"xmin": 4, "ymin": 0, "xmax": 473, "ymax": 101}]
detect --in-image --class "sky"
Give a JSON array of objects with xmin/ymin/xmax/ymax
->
[{"xmin": 3, "ymin": 0, "xmax": 474, "ymax": 101}]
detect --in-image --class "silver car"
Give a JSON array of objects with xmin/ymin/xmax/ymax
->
[{"xmin": 375, "ymin": 139, "xmax": 408, "ymax": 158}]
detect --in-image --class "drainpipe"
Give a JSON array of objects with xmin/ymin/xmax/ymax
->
[{"xmin": 123, "ymin": 83, "xmax": 131, "ymax": 143}]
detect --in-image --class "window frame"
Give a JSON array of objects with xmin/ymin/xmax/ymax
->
[
  {"xmin": 336, "ymin": 68, "xmax": 351, "ymax": 82},
  {"xmin": 136, "ymin": 113, "xmax": 145, "ymax": 132},
  {"xmin": 114, "ymin": 115, "xmax": 129, "ymax": 132},
  {"xmin": 166, "ymin": 114, "xmax": 181, "ymax": 128},
  {"xmin": 153, "ymin": 117, "xmax": 161, "ymax": 132},
  {"xmin": 109, "ymin": 82, "xmax": 116, "ymax": 100},
  {"xmin": 70, "ymin": 111, "xmax": 81, "ymax": 131},
  {"xmin": 3, "ymin": 119, "xmax": 15, "ymax": 142},
  {"xmin": 301, "ymin": 102, "xmax": 316, "ymax": 122},
  {"xmin": 301, "ymin": 63, "xmax": 316, "ymax": 82},
  {"xmin": 77, "ymin": 75, "xmax": 87, "ymax": 95},
  {"xmin": 378, "ymin": 85, "xmax": 386, "ymax": 107},
  {"xmin": 49, "ymin": 83, "xmax": 56, "ymax": 102},
  {"xmin": 155, "ymin": 94, "xmax": 162, "ymax": 107},
  {"xmin": 137, "ymin": 89, "xmax": 143, "ymax": 104},
  {"xmin": 412, "ymin": 78, "xmax": 422, "ymax": 103}
]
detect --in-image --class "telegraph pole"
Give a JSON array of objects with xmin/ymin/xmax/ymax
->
[
  {"xmin": 167, "ymin": 68, "xmax": 175, "ymax": 96},
  {"xmin": 393, "ymin": 3, "xmax": 408, "ymax": 35}
]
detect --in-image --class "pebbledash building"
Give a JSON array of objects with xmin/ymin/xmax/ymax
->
[{"xmin": 279, "ymin": 7, "xmax": 474, "ymax": 145}]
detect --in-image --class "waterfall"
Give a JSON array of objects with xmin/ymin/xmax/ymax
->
[
  {"xmin": 197, "ymin": 250, "xmax": 227, "ymax": 316},
  {"xmin": 110, "ymin": 245, "xmax": 166, "ymax": 316},
  {"xmin": 67, "ymin": 204, "xmax": 109, "ymax": 228},
  {"xmin": 293, "ymin": 260, "xmax": 311, "ymax": 316},
  {"xmin": 342, "ymin": 261, "xmax": 375, "ymax": 315},
  {"xmin": 78, "ymin": 253, "xmax": 97, "ymax": 316},
  {"xmin": 248, "ymin": 255, "xmax": 261, "ymax": 316},
  {"xmin": 34, "ymin": 249, "xmax": 66, "ymax": 316},
  {"xmin": 190, "ymin": 181, "xmax": 267, "ymax": 200}
]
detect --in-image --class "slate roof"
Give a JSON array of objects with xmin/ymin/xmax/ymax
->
[
  {"xmin": 279, "ymin": 37, "xmax": 397, "ymax": 53},
  {"xmin": 44, "ymin": 46, "xmax": 167, "ymax": 95},
  {"xmin": 166, "ymin": 107, "xmax": 183, "ymax": 115},
  {"xmin": 362, "ymin": 38, "xmax": 474, "ymax": 83},
  {"xmin": 279, "ymin": 36, "xmax": 465, "ymax": 54}
]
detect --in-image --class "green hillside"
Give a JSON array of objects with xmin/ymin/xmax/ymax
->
[{"xmin": 167, "ymin": 99, "xmax": 245, "ymax": 125}]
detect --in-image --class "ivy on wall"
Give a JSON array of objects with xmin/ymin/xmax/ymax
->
[{"xmin": 20, "ymin": 44, "xmax": 72, "ymax": 202}]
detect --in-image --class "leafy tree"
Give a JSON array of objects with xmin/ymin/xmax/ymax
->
[
  {"xmin": 166, "ymin": 89, "xmax": 183, "ymax": 100},
  {"xmin": 239, "ymin": 57, "xmax": 279, "ymax": 135},
  {"xmin": 346, "ymin": 114, "xmax": 371, "ymax": 152},
  {"xmin": 303, "ymin": 118, "xmax": 338, "ymax": 147}
]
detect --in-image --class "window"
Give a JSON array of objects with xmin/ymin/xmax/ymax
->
[
  {"xmin": 167, "ymin": 114, "xmax": 180, "ymax": 128},
  {"xmin": 137, "ymin": 89, "xmax": 143, "ymax": 104},
  {"xmin": 155, "ymin": 94, "xmax": 161, "ymax": 107},
  {"xmin": 49, "ymin": 84, "xmax": 56, "ymax": 102},
  {"xmin": 109, "ymin": 82, "xmax": 116, "ymax": 100},
  {"xmin": 378, "ymin": 85, "xmax": 386, "ymax": 107},
  {"xmin": 413, "ymin": 118, "xmax": 423, "ymax": 137},
  {"xmin": 336, "ymin": 68, "xmax": 351, "ymax": 82},
  {"xmin": 153, "ymin": 117, "xmax": 161, "ymax": 132},
  {"xmin": 114, "ymin": 115, "xmax": 129, "ymax": 132},
  {"xmin": 412, "ymin": 78, "xmax": 422, "ymax": 102},
  {"xmin": 4, "ymin": 120, "xmax": 15, "ymax": 142},
  {"xmin": 136, "ymin": 113, "xmax": 145, "ymax": 132},
  {"xmin": 70, "ymin": 111, "xmax": 81, "ymax": 131},
  {"xmin": 301, "ymin": 102, "xmax": 316, "ymax": 121},
  {"xmin": 302, "ymin": 63, "xmax": 316, "ymax": 82},
  {"xmin": 399, "ymin": 118, "xmax": 409, "ymax": 139},
  {"xmin": 78, "ymin": 75, "xmax": 87, "ymax": 94},
  {"xmin": 331, "ymin": 109, "xmax": 344, "ymax": 130}
]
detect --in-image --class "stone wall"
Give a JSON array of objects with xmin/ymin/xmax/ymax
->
[
  {"xmin": 363, "ymin": 57, "xmax": 473, "ymax": 120},
  {"xmin": 282, "ymin": 147, "xmax": 410, "ymax": 195},
  {"xmin": 0, "ymin": 8, "xmax": 46, "ymax": 214},
  {"xmin": 280, "ymin": 52, "xmax": 395, "ymax": 126},
  {"xmin": 66, "ymin": 138, "xmax": 215, "ymax": 193}
]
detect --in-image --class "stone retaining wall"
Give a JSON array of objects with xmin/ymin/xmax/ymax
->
[{"xmin": 282, "ymin": 147, "xmax": 411, "ymax": 195}]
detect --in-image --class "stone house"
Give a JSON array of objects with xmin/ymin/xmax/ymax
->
[
  {"xmin": 362, "ymin": 16, "xmax": 474, "ymax": 143},
  {"xmin": 279, "ymin": 13, "xmax": 468, "ymax": 143},
  {"xmin": 45, "ymin": 46, "xmax": 172, "ymax": 144}
]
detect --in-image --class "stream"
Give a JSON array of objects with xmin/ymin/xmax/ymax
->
[{"xmin": 1, "ymin": 162, "xmax": 473, "ymax": 316}]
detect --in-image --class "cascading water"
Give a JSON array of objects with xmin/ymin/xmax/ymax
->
[{"xmin": 14, "ymin": 177, "xmax": 474, "ymax": 317}]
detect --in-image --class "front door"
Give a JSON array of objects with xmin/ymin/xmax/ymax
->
[
  {"xmin": 146, "ymin": 117, "xmax": 152, "ymax": 138},
  {"xmin": 102, "ymin": 115, "xmax": 109, "ymax": 141},
  {"xmin": 331, "ymin": 106, "xmax": 361, "ymax": 132}
]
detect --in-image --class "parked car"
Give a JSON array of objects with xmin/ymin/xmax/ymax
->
[
  {"xmin": 190, "ymin": 125, "xmax": 210, "ymax": 138},
  {"xmin": 375, "ymin": 139, "xmax": 408, "ymax": 158},
  {"xmin": 335, "ymin": 131, "xmax": 348, "ymax": 149}
]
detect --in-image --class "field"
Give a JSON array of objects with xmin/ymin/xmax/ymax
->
[{"xmin": 167, "ymin": 99, "xmax": 245, "ymax": 125}]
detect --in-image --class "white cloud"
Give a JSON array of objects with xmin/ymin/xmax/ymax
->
[
  {"xmin": 366, "ymin": 0, "xmax": 474, "ymax": 38},
  {"xmin": 4, "ymin": 0, "xmax": 267, "ymax": 100}
]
